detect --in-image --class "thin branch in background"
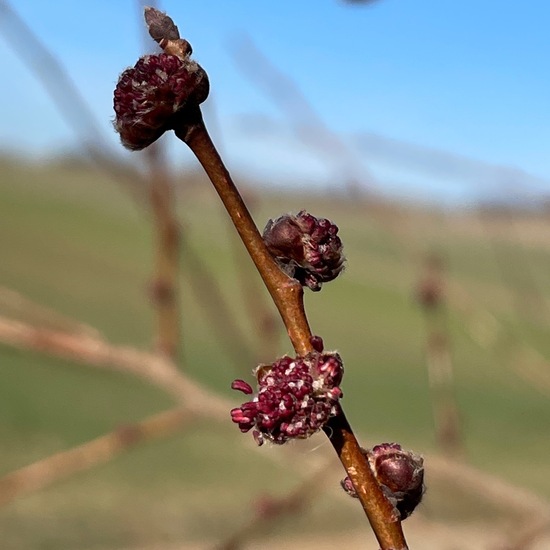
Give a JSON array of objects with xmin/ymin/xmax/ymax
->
[
  {"xmin": 429, "ymin": 453, "xmax": 550, "ymax": 520},
  {"xmin": 0, "ymin": 0, "xmax": 144, "ymax": 197},
  {"xmin": 229, "ymin": 33, "xmax": 374, "ymax": 199},
  {"xmin": 0, "ymin": 407, "xmax": 193, "ymax": 508},
  {"xmin": 476, "ymin": 206, "xmax": 550, "ymax": 327},
  {"xmin": 182, "ymin": 236, "xmax": 258, "ymax": 370},
  {"xmin": 2, "ymin": 305, "xmax": 550, "ymax": 540},
  {"xmin": 214, "ymin": 459, "xmax": 332, "ymax": 550},
  {"xmin": 144, "ymin": 141, "xmax": 182, "ymax": 359},
  {"xmin": 0, "ymin": 314, "xmax": 230, "ymax": 418},
  {"xmin": 0, "ymin": 0, "xmax": 260, "ymax": 363},
  {"xmin": 498, "ymin": 515, "xmax": 550, "ymax": 550},
  {"xmin": 0, "ymin": 285, "xmax": 100, "ymax": 337},
  {"xmin": 448, "ymin": 278, "xmax": 550, "ymax": 398},
  {"xmin": 204, "ymin": 94, "xmax": 281, "ymax": 361},
  {"xmin": 137, "ymin": 0, "xmax": 183, "ymax": 360},
  {"xmin": 416, "ymin": 253, "xmax": 464, "ymax": 457},
  {"xmin": 229, "ymin": 37, "xmax": 422, "ymax": 262}
]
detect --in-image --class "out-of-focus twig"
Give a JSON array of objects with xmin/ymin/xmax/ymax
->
[
  {"xmin": 2, "ymin": 309, "xmax": 550, "ymax": 529},
  {"xmin": 0, "ymin": 0, "xmax": 144, "ymax": 196},
  {"xmin": 429, "ymin": 453, "xmax": 550, "ymax": 518},
  {"xmin": 145, "ymin": 142, "xmax": 182, "ymax": 359},
  {"xmin": 0, "ymin": 406, "xmax": 192, "ymax": 507},
  {"xmin": 448, "ymin": 279, "xmax": 550, "ymax": 398},
  {"xmin": 498, "ymin": 515, "xmax": 550, "ymax": 550},
  {"xmin": 137, "ymin": 0, "xmax": 182, "ymax": 360},
  {"xmin": 0, "ymin": 285, "xmax": 100, "ymax": 337},
  {"xmin": 182, "ymin": 236, "xmax": 257, "ymax": 369},
  {"xmin": 204, "ymin": 95, "xmax": 281, "ymax": 362},
  {"xmin": 416, "ymin": 254, "xmax": 464, "ymax": 457},
  {"xmin": 0, "ymin": 314, "xmax": 229, "ymax": 417},
  {"xmin": 214, "ymin": 459, "xmax": 331, "ymax": 550},
  {"xmin": 476, "ymin": 207, "xmax": 550, "ymax": 326},
  {"xmin": 229, "ymin": 34, "xmax": 373, "ymax": 199}
]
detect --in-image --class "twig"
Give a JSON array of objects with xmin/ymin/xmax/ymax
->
[
  {"xmin": 0, "ymin": 285, "xmax": 100, "ymax": 337},
  {"xmin": 0, "ymin": 407, "xmax": 192, "ymax": 507},
  {"xmin": 182, "ymin": 237, "xmax": 258, "ymax": 369},
  {"xmin": 0, "ymin": 0, "xmax": 143, "ymax": 197},
  {"xmin": 202, "ymin": 94, "xmax": 281, "ymax": 359},
  {"xmin": 137, "ymin": 0, "xmax": 182, "ymax": 360},
  {"xmin": 176, "ymin": 105, "xmax": 407, "ymax": 548},
  {"xmin": 144, "ymin": 139, "xmax": 182, "ymax": 359},
  {"xmin": 2, "ymin": 310, "xmax": 550, "ymax": 532},
  {"xmin": 226, "ymin": 194, "xmax": 282, "ymax": 362},
  {"xmin": 416, "ymin": 255, "xmax": 464, "ymax": 457},
  {"xmin": 0, "ymin": 314, "xmax": 229, "ymax": 417},
  {"xmin": 229, "ymin": 34, "xmax": 374, "ymax": 199},
  {"xmin": 498, "ymin": 515, "xmax": 550, "ymax": 550},
  {"xmin": 429, "ymin": 454, "xmax": 550, "ymax": 518},
  {"xmin": 214, "ymin": 460, "xmax": 332, "ymax": 550}
]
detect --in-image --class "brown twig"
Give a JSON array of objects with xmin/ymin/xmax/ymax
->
[
  {"xmin": 498, "ymin": 516, "xmax": 550, "ymax": 550},
  {"xmin": 215, "ymin": 460, "xmax": 332, "ymax": 550},
  {"xmin": 144, "ymin": 139, "xmax": 182, "ymax": 359},
  {"xmin": 229, "ymin": 34, "xmax": 373, "ymax": 199},
  {"xmin": 174, "ymin": 105, "xmax": 408, "ymax": 548},
  {"xmin": 429, "ymin": 453, "xmax": 550, "ymax": 517},
  {"xmin": 0, "ymin": 314, "xmax": 229, "ymax": 417},
  {"xmin": 416, "ymin": 254, "xmax": 464, "ymax": 457},
  {"xmin": 3, "ymin": 309, "xmax": 550, "ymax": 536},
  {"xmin": 0, "ymin": 285, "xmax": 100, "ymax": 337},
  {"xmin": 0, "ymin": 0, "xmax": 144, "ymax": 198},
  {"xmin": 138, "ymin": 2, "xmax": 182, "ymax": 361},
  {"xmin": 181, "ymin": 237, "xmax": 258, "ymax": 369},
  {"xmin": 202, "ymin": 95, "xmax": 281, "ymax": 360},
  {"xmin": 0, "ymin": 407, "xmax": 192, "ymax": 507}
]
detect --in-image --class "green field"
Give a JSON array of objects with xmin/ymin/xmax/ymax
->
[{"xmin": 1, "ymin": 156, "xmax": 549, "ymax": 549}]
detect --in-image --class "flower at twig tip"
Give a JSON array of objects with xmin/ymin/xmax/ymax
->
[
  {"xmin": 340, "ymin": 443, "xmax": 425, "ymax": 520},
  {"xmin": 262, "ymin": 211, "xmax": 345, "ymax": 291},
  {"xmin": 113, "ymin": 52, "xmax": 209, "ymax": 150},
  {"xmin": 230, "ymin": 352, "xmax": 344, "ymax": 445}
]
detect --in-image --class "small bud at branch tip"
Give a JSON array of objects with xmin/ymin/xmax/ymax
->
[{"xmin": 144, "ymin": 6, "xmax": 180, "ymax": 43}]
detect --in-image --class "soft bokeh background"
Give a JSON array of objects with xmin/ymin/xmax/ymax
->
[{"xmin": 1, "ymin": 1, "xmax": 549, "ymax": 549}]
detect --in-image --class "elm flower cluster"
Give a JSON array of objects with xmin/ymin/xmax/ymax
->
[
  {"xmin": 341, "ymin": 443, "xmax": 425, "ymax": 520},
  {"xmin": 263, "ymin": 210, "xmax": 345, "ymax": 291},
  {"xmin": 113, "ymin": 53, "xmax": 209, "ymax": 150},
  {"xmin": 230, "ymin": 350, "xmax": 344, "ymax": 446}
]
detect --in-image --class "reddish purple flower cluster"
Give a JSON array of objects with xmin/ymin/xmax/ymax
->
[
  {"xmin": 113, "ymin": 53, "xmax": 209, "ymax": 150},
  {"xmin": 341, "ymin": 443, "xmax": 425, "ymax": 520},
  {"xmin": 231, "ymin": 351, "xmax": 344, "ymax": 446},
  {"xmin": 263, "ymin": 210, "xmax": 345, "ymax": 291}
]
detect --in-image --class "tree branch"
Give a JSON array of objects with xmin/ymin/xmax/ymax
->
[
  {"xmin": 176, "ymin": 108, "xmax": 408, "ymax": 549},
  {"xmin": 0, "ymin": 407, "xmax": 192, "ymax": 507}
]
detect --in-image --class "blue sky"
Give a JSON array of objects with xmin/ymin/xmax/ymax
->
[{"xmin": 0, "ymin": 0, "xmax": 548, "ymax": 204}]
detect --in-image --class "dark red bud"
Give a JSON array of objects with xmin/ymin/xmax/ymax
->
[
  {"xmin": 263, "ymin": 211, "xmax": 345, "ymax": 291},
  {"xmin": 341, "ymin": 443, "xmax": 424, "ymax": 520}
]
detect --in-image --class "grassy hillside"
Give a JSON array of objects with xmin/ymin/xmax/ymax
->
[{"xmin": 1, "ymin": 157, "xmax": 549, "ymax": 549}]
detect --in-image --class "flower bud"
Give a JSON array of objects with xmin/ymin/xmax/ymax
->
[
  {"xmin": 263, "ymin": 211, "xmax": 345, "ymax": 291},
  {"xmin": 113, "ymin": 53, "xmax": 209, "ymax": 150},
  {"xmin": 230, "ymin": 351, "xmax": 344, "ymax": 445},
  {"xmin": 340, "ymin": 443, "xmax": 424, "ymax": 520}
]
